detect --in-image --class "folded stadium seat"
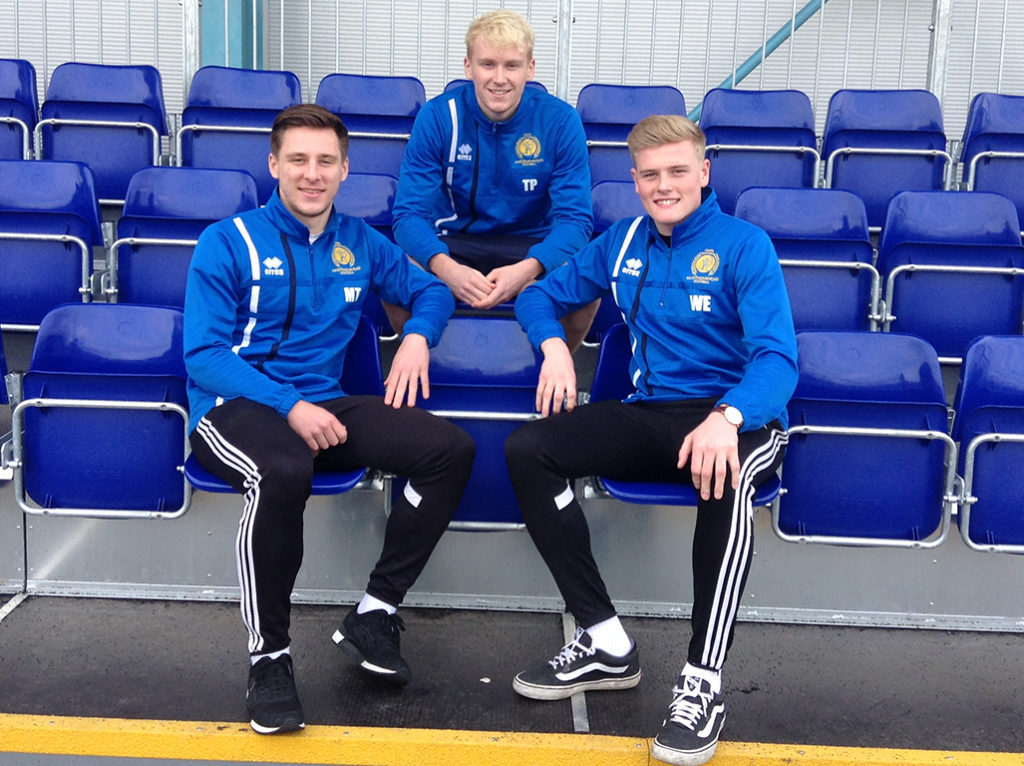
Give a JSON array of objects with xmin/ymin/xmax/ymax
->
[
  {"xmin": 106, "ymin": 166, "xmax": 259, "ymax": 308},
  {"xmin": 960, "ymin": 92, "xmax": 1024, "ymax": 236},
  {"xmin": 699, "ymin": 88, "xmax": 820, "ymax": 215},
  {"xmin": 877, "ymin": 190, "xmax": 1024, "ymax": 363},
  {"xmin": 0, "ymin": 58, "xmax": 38, "ymax": 160},
  {"xmin": 36, "ymin": 62, "xmax": 167, "ymax": 205},
  {"xmin": 184, "ymin": 314, "xmax": 384, "ymax": 497},
  {"xmin": 7, "ymin": 303, "xmax": 191, "ymax": 518},
  {"xmin": 585, "ymin": 322, "xmax": 781, "ymax": 507},
  {"xmin": 315, "ymin": 73, "xmax": 426, "ymax": 178},
  {"xmin": 0, "ymin": 159, "xmax": 103, "ymax": 333},
  {"xmin": 333, "ymin": 171, "xmax": 400, "ymax": 337},
  {"xmin": 575, "ymin": 83, "xmax": 686, "ymax": 185},
  {"xmin": 581, "ymin": 181, "xmax": 645, "ymax": 344},
  {"xmin": 177, "ymin": 65, "xmax": 302, "ymax": 205},
  {"xmin": 443, "ymin": 78, "xmax": 547, "ymax": 93},
  {"xmin": 734, "ymin": 187, "xmax": 880, "ymax": 331},
  {"xmin": 774, "ymin": 330, "xmax": 956, "ymax": 547},
  {"xmin": 952, "ymin": 335, "xmax": 1024, "ymax": 552},
  {"xmin": 419, "ymin": 315, "xmax": 542, "ymax": 529},
  {"xmin": 822, "ymin": 89, "xmax": 951, "ymax": 231}
]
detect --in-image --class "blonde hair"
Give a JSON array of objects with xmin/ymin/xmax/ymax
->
[
  {"xmin": 465, "ymin": 9, "xmax": 535, "ymax": 59},
  {"xmin": 627, "ymin": 114, "xmax": 707, "ymax": 164}
]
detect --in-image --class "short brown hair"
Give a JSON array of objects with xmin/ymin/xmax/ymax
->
[
  {"xmin": 465, "ymin": 9, "xmax": 535, "ymax": 59},
  {"xmin": 270, "ymin": 103, "xmax": 349, "ymax": 158},
  {"xmin": 627, "ymin": 114, "xmax": 706, "ymax": 164}
]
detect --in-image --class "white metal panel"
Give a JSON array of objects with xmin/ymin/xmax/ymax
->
[{"xmin": 0, "ymin": 0, "xmax": 187, "ymax": 114}]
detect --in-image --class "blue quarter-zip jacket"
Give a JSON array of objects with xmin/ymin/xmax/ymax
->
[
  {"xmin": 392, "ymin": 84, "xmax": 593, "ymax": 274},
  {"xmin": 184, "ymin": 189, "xmax": 454, "ymax": 434},
  {"xmin": 515, "ymin": 188, "xmax": 798, "ymax": 430}
]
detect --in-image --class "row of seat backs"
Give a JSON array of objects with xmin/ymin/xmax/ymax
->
[
  {"xmin": 3, "ymin": 153, "xmax": 1021, "ymax": 363},
  {"xmin": 0, "ymin": 57, "xmax": 989, "ymax": 211},
  {"xmin": 12, "ymin": 303, "xmax": 383, "ymax": 516},
  {"xmin": 9, "ymin": 301, "xmax": 1024, "ymax": 552},
  {"xmin": 0, "ymin": 159, "xmax": 396, "ymax": 327},
  {"xmin": 592, "ymin": 322, "xmax": 1024, "ymax": 551},
  {"xmin": 591, "ymin": 181, "xmax": 1024, "ymax": 360}
]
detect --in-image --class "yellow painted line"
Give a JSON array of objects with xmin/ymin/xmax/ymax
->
[{"xmin": 0, "ymin": 714, "xmax": 1021, "ymax": 766}]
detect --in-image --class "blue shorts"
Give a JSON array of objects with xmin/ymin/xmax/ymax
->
[{"xmin": 441, "ymin": 233, "xmax": 542, "ymax": 273}]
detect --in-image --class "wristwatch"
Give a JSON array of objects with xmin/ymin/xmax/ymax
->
[{"xmin": 714, "ymin": 403, "xmax": 744, "ymax": 428}]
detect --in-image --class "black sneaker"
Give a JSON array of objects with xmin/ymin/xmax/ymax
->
[
  {"xmin": 332, "ymin": 607, "xmax": 411, "ymax": 686},
  {"xmin": 512, "ymin": 627, "xmax": 641, "ymax": 700},
  {"xmin": 246, "ymin": 654, "xmax": 305, "ymax": 735},
  {"xmin": 651, "ymin": 670, "xmax": 726, "ymax": 765}
]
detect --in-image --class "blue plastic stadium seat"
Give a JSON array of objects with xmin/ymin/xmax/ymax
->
[
  {"xmin": 334, "ymin": 172, "xmax": 400, "ymax": 337},
  {"xmin": 37, "ymin": 62, "xmax": 167, "ymax": 204},
  {"xmin": 822, "ymin": 89, "xmax": 951, "ymax": 229},
  {"xmin": 177, "ymin": 66, "xmax": 302, "ymax": 204},
  {"xmin": 315, "ymin": 73, "xmax": 425, "ymax": 177},
  {"xmin": 877, "ymin": 190, "xmax": 1024, "ymax": 362},
  {"xmin": 952, "ymin": 335, "xmax": 1024, "ymax": 552},
  {"xmin": 443, "ymin": 78, "xmax": 547, "ymax": 93},
  {"xmin": 0, "ymin": 159, "xmax": 103, "ymax": 331},
  {"xmin": 0, "ymin": 58, "xmax": 38, "ymax": 159},
  {"xmin": 582, "ymin": 182, "xmax": 643, "ymax": 344},
  {"xmin": 960, "ymin": 92, "xmax": 1024, "ymax": 233},
  {"xmin": 699, "ymin": 88, "xmax": 819, "ymax": 215},
  {"xmin": 735, "ymin": 187, "xmax": 879, "ymax": 331},
  {"xmin": 587, "ymin": 322, "xmax": 781, "ymax": 506},
  {"xmin": 108, "ymin": 166, "xmax": 259, "ymax": 307},
  {"xmin": 775, "ymin": 331, "xmax": 956, "ymax": 547},
  {"xmin": 10, "ymin": 303, "xmax": 190, "ymax": 518},
  {"xmin": 576, "ymin": 83, "xmax": 686, "ymax": 184},
  {"xmin": 421, "ymin": 315, "xmax": 542, "ymax": 529},
  {"xmin": 184, "ymin": 314, "xmax": 383, "ymax": 496}
]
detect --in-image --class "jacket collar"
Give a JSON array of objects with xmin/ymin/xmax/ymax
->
[
  {"xmin": 262, "ymin": 187, "xmax": 342, "ymax": 241},
  {"xmin": 644, "ymin": 187, "xmax": 721, "ymax": 245}
]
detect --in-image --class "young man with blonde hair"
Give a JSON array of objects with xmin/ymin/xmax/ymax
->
[
  {"xmin": 506, "ymin": 114, "xmax": 797, "ymax": 765},
  {"xmin": 391, "ymin": 9, "xmax": 597, "ymax": 348}
]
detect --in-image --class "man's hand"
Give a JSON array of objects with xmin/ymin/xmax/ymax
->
[
  {"xmin": 384, "ymin": 332, "xmax": 430, "ymax": 408},
  {"xmin": 476, "ymin": 258, "xmax": 543, "ymax": 309},
  {"xmin": 677, "ymin": 411, "xmax": 741, "ymax": 501},
  {"xmin": 429, "ymin": 253, "xmax": 496, "ymax": 307},
  {"xmin": 287, "ymin": 400, "xmax": 347, "ymax": 454},
  {"xmin": 535, "ymin": 337, "xmax": 577, "ymax": 417}
]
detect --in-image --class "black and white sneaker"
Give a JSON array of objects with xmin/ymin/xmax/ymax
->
[
  {"xmin": 246, "ymin": 654, "xmax": 305, "ymax": 735},
  {"xmin": 332, "ymin": 607, "xmax": 411, "ymax": 686},
  {"xmin": 512, "ymin": 627, "xmax": 641, "ymax": 700},
  {"xmin": 651, "ymin": 669, "xmax": 726, "ymax": 765}
]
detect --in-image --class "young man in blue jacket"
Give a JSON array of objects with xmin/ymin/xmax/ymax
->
[
  {"xmin": 506, "ymin": 115, "xmax": 798, "ymax": 765},
  {"xmin": 390, "ymin": 9, "xmax": 598, "ymax": 349},
  {"xmin": 184, "ymin": 104, "xmax": 474, "ymax": 735}
]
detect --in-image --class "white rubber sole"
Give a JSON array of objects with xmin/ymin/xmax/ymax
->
[{"xmin": 512, "ymin": 669, "xmax": 641, "ymax": 700}]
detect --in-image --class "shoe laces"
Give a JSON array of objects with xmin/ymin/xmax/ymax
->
[
  {"xmin": 252, "ymin": 657, "xmax": 296, "ymax": 702},
  {"xmin": 666, "ymin": 675, "xmax": 714, "ymax": 731},
  {"xmin": 547, "ymin": 627, "xmax": 596, "ymax": 669},
  {"xmin": 362, "ymin": 610, "xmax": 406, "ymax": 645}
]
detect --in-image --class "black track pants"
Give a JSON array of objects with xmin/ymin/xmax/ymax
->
[
  {"xmin": 190, "ymin": 396, "xmax": 474, "ymax": 655},
  {"xmin": 504, "ymin": 398, "xmax": 786, "ymax": 671}
]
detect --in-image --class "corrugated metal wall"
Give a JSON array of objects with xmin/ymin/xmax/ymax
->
[{"xmin": 2, "ymin": 0, "xmax": 1024, "ymax": 154}]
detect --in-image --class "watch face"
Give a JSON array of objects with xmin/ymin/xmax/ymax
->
[{"xmin": 724, "ymin": 406, "xmax": 743, "ymax": 426}]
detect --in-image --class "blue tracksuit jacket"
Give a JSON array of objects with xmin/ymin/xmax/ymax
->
[
  {"xmin": 515, "ymin": 188, "xmax": 798, "ymax": 430},
  {"xmin": 183, "ymin": 189, "xmax": 454, "ymax": 434},
  {"xmin": 392, "ymin": 84, "xmax": 593, "ymax": 274}
]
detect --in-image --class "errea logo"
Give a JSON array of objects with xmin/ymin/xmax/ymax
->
[
  {"xmin": 622, "ymin": 257, "xmax": 643, "ymax": 277},
  {"xmin": 457, "ymin": 143, "xmax": 473, "ymax": 161},
  {"xmin": 263, "ymin": 256, "xmax": 284, "ymax": 276}
]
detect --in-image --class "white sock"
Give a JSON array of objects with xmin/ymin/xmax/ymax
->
[
  {"xmin": 357, "ymin": 593, "xmax": 397, "ymax": 615},
  {"xmin": 584, "ymin": 615, "xmax": 632, "ymax": 657},
  {"xmin": 250, "ymin": 647, "xmax": 290, "ymax": 666},
  {"xmin": 683, "ymin": 661, "xmax": 722, "ymax": 695}
]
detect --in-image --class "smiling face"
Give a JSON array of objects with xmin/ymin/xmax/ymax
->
[
  {"xmin": 630, "ymin": 140, "xmax": 710, "ymax": 236},
  {"xmin": 268, "ymin": 125, "xmax": 349, "ymax": 234},
  {"xmin": 464, "ymin": 37, "xmax": 535, "ymax": 122}
]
